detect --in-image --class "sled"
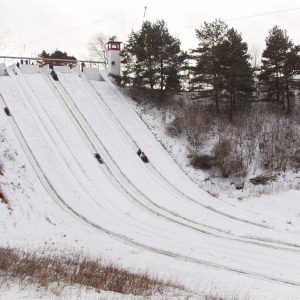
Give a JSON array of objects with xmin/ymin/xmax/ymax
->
[
  {"xmin": 4, "ymin": 107, "xmax": 11, "ymax": 116},
  {"xmin": 94, "ymin": 153, "xmax": 104, "ymax": 164}
]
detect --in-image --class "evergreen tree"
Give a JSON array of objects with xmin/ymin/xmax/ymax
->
[
  {"xmin": 39, "ymin": 50, "xmax": 50, "ymax": 59},
  {"xmin": 220, "ymin": 28, "xmax": 254, "ymax": 119},
  {"xmin": 283, "ymin": 45, "xmax": 300, "ymax": 111},
  {"xmin": 39, "ymin": 49, "xmax": 76, "ymax": 60},
  {"xmin": 192, "ymin": 19, "xmax": 253, "ymax": 117},
  {"xmin": 120, "ymin": 20, "xmax": 185, "ymax": 92},
  {"xmin": 192, "ymin": 19, "xmax": 228, "ymax": 111},
  {"xmin": 260, "ymin": 26, "xmax": 300, "ymax": 111}
]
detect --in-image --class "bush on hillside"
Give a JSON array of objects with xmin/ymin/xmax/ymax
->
[
  {"xmin": 190, "ymin": 154, "xmax": 215, "ymax": 170},
  {"xmin": 0, "ymin": 186, "xmax": 10, "ymax": 207},
  {"xmin": 166, "ymin": 115, "xmax": 183, "ymax": 137},
  {"xmin": 213, "ymin": 139, "xmax": 243, "ymax": 178},
  {"xmin": 250, "ymin": 174, "xmax": 276, "ymax": 185}
]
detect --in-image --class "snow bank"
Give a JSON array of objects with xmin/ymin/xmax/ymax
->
[{"xmin": 83, "ymin": 67, "xmax": 104, "ymax": 81}]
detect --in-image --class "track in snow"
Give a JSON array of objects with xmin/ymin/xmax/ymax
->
[
  {"xmin": 1, "ymin": 95, "xmax": 300, "ymax": 288},
  {"xmin": 1, "ymin": 67, "xmax": 300, "ymax": 290},
  {"xmin": 57, "ymin": 70, "xmax": 300, "ymax": 249},
  {"xmin": 46, "ymin": 70, "xmax": 300, "ymax": 253}
]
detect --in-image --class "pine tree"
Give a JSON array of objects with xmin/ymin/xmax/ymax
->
[
  {"xmin": 283, "ymin": 45, "xmax": 300, "ymax": 111},
  {"xmin": 219, "ymin": 28, "xmax": 254, "ymax": 120},
  {"xmin": 39, "ymin": 49, "xmax": 76, "ymax": 60},
  {"xmin": 192, "ymin": 19, "xmax": 228, "ymax": 112},
  {"xmin": 260, "ymin": 26, "xmax": 300, "ymax": 111},
  {"xmin": 120, "ymin": 20, "xmax": 185, "ymax": 92},
  {"xmin": 192, "ymin": 20, "xmax": 253, "ymax": 117},
  {"xmin": 39, "ymin": 50, "xmax": 50, "ymax": 59}
]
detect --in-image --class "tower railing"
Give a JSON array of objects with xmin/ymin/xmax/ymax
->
[{"xmin": 0, "ymin": 56, "xmax": 106, "ymax": 68}]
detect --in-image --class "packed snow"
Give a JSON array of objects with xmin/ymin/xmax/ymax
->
[{"xmin": 1, "ymin": 64, "xmax": 300, "ymax": 299}]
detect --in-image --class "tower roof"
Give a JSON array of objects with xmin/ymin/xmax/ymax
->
[
  {"xmin": 106, "ymin": 40, "xmax": 122, "ymax": 44},
  {"xmin": 107, "ymin": 40, "xmax": 122, "ymax": 51}
]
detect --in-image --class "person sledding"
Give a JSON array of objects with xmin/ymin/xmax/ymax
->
[
  {"xmin": 137, "ymin": 148, "xmax": 149, "ymax": 163},
  {"xmin": 94, "ymin": 153, "xmax": 104, "ymax": 164},
  {"xmin": 4, "ymin": 107, "xmax": 11, "ymax": 116},
  {"xmin": 51, "ymin": 70, "xmax": 59, "ymax": 81}
]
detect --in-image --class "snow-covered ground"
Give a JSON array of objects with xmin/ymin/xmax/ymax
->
[
  {"xmin": 0, "ymin": 279, "xmax": 144, "ymax": 300},
  {"xmin": 126, "ymin": 93, "xmax": 300, "ymax": 229},
  {"xmin": 1, "ymin": 65, "xmax": 300, "ymax": 299}
]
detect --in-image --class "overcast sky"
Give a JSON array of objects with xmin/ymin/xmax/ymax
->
[{"xmin": 1, "ymin": 0, "xmax": 300, "ymax": 60}]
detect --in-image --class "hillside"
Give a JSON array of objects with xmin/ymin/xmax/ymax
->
[{"xmin": 1, "ymin": 64, "xmax": 300, "ymax": 299}]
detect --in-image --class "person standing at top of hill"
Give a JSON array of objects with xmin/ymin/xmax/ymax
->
[{"xmin": 81, "ymin": 62, "xmax": 85, "ymax": 72}]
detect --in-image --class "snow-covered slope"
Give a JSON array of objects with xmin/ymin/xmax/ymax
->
[{"xmin": 1, "ymin": 65, "xmax": 300, "ymax": 299}]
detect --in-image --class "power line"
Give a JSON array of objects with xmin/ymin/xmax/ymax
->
[
  {"xmin": 227, "ymin": 7, "xmax": 300, "ymax": 21},
  {"xmin": 10, "ymin": 6, "xmax": 300, "ymax": 56},
  {"xmin": 20, "ymin": 7, "xmax": 142, "ymax": 48},
  {"xmin": 182, "ymin": 7, "xmax": 300, "ymax": 29}
]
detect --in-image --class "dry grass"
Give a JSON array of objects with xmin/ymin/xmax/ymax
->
[
  {"xmin": 0, "ymin": 247, "xmax": 251, "ymax": 299},
  {"xmin": 0, "ymin": 247, "xmax": 183, "ymax": 297}
]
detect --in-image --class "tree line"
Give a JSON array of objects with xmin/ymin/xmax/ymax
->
[{"xmin": 116, "ymin": 19, "xmax": 300, "ymax": 118}]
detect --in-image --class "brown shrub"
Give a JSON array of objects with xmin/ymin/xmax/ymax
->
[
  {"xmin": 190, "ymin": 154, "xmax": 215, "ymax": 170},
  {"xmin": 127, "ymin": 87, "xmax": 172, "ymax": 106},
  {"xmin": 259, "ymin": 116, "xmax": 300, "ymax": 171},
  {"xmin": 166, "ymin": 115, "xmax": 183, "ymax": 137},
  {"xmin": 250, "ymin": 175, "xmax": 276, "ymax": 185},
  {"xmin": 183, "ymin": 105, "xmax": 213, "ymax": 148},
  {"xmin": 292, "ymin": 149, "xmax": 300, "ymax": 168},
  {"xmin": 0, "ymin": 186, "xmax": 10, "ymax": 207},
  {"xmin": 213, "ymin": 139, "xmax": 243, "ymax": 178},
  {"xmin": 214, "ymin": 139, "xmax": 231, "ymax": 160}
]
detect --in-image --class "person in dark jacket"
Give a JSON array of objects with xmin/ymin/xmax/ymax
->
[
  {"xmin": 4, "ymin": 107, "xmax": 11, "ymax": 116},
  {"xmin": 49, "ymin": 61, "xmax": 54, "ymax": 70},
  {"xmin": 81, "ymin": 62, "xmax": 85, "ymax": 72},
  {"xmin": 51, "ymin": 70, "xmax": 59, "ymax": 81},
  {"xmin": 140, "ymin": 152, "xmax": 148, "ymax": 162},
  {"xmin": 137, "ymin": 148, "xmax": 148, "ymax": 162},
  {"xmin": 94, "ymin": 153, "xmax": 103, "ymax": 164}
]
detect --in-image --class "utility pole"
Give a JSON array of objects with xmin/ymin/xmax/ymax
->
[{"xmin": 143, "ymin": 6, "xmax": 147, "ymax": 20}]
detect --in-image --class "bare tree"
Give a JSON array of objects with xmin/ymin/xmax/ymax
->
[
  {"xmin": 250, "ymin": 44, "xmax": 260, "ymax": 70},
  {"xmin": 88, "ymin": 33, "xmax": 108, "ymax": 65}
]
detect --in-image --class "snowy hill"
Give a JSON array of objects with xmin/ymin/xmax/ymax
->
[{"xmin": 1, "ymin": 64, "xmax": 300, "ymax": 299}]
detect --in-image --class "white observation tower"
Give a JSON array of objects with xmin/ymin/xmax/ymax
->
[{"xmin": 107, "ymin": 37, "xmax": 122, "ymax": 76}]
